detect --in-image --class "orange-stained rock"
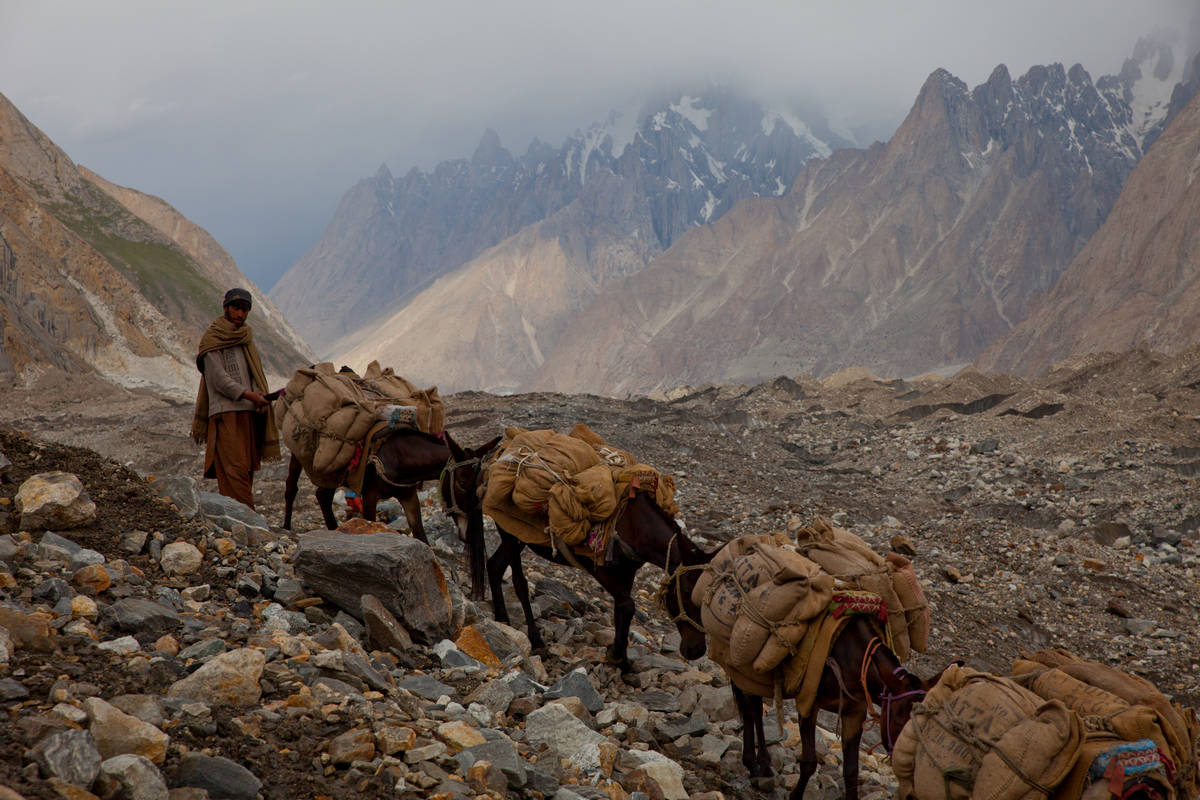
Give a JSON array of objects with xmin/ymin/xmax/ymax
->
[
  {"xmin": 0, "ymin": 607, "xmax": 53, "ymax": 649},
  {"xmin": 337, "ymin": 518, "xmax": 392, "ymax": 535},
  {"xmin": 454, "ymin": 626, "xmax": 500, "ymax": 666},
  {"xmin": 153, "ymin": 635, "xmax": 180, "ymax": 655},
  {"xmin": 72, "ymin": 564, "xmax": 111, "ymax": 593}
]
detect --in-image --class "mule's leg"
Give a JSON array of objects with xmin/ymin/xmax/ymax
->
[
  {"xmin": 836, "ymin": 703, "xmax": 869, "ymax": 800},
  {"xmin": 592, "ymin": 562, "xmax": 638, "ymax": 671},
  {"xmin": 283, "ymin": 454, "xmax": 302, "ymax": 530},
  {"xmin": 465, "ymin": 509, "xmax": 487, "ymax": 602},
  {"xmin": 359, "ymin": 478, "xmax": 382, "ymax": 523},
  {"xmin": 733, "ymin": 687, "xmax": 773, "ymax": 779},
  {"xmin": 396, "ymin": 487, "xmax": 427, "ymax": 544},
  {"xmin": 752, "ymin": 694, "xmax": 773, "ymax": 778},
  {"xmin": 315, "ymin": 487, "xmax": 338, "ymax": 530},
  {"xmin": 506, "ymin": 540, "xmax": 545, "ymax": 652},
  {"xmin": 486, "ymin": 533, "xmax": 516, "ymax": 624},
  {"xmin": 791, "ymin": 711, "xmax": 818, "ymax": 800}
]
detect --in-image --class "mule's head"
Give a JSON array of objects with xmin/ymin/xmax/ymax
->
[
  {"xmin": 439, "ymin": 431, "xmax": 502, "ymax": 602},
  {"xmin": 879, "ymin": 660, "xmax": 957, "ymax": 754},
  {"xmin": 637, "ymin": 496, "xmax": 710, "ymax": 661},
  {"xmin": 438, "ymin": 432, "xmax": 501, "ymax": 539},
  {"xmin": 660, "ymin": 558, "xmax": 709, "ymax": 661}
]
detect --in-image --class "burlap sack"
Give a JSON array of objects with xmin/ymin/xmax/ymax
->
[
  {"xmin": 277, "ymin": 361, "xmax": 444, "ymax": 486},
  {"xmin": 887, "ymin": 552, "xmax": 930, "ymax": 653},
  {"xmin": 481, "ymin": 425, "xmax": 676, "ymax": 552},
  {"xmin": 1013, "ymin": 663, "xmax": 1171, "ymax": 759},
  {"xmin": 358, "ymin": 361, "xmax": 444, "ymax": 434},
  {"xmin": 1017, "ymin": 653, "xmax": 1198, "ymax": 800},
  {"xmin": 793, "ymin": 517, "xmax": 916, "ymax": 658},
  {"xmin": 693, "ymin": 535, "xmax": 833, "ymax": 675},
  {"xmin": 893, "ymin": 665, "xmax": 1083, "ymax": 800}
]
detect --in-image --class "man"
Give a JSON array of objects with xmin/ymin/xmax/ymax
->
[{"xmin": 190, "ymin": 287, "xmax": 280, "ymax": 509}]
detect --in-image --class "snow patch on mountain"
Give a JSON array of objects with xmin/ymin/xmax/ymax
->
[{"xmin": 670, "ymin": 95, "xmax": 714, "ymax": 131}]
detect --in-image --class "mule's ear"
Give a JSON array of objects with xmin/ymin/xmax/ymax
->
[
  {"xmin": 923, "ymin": 661, "xmax": 962, "ymax": 690},
  {"xmin": 445, "ymin": 431, "xmax": 467, "ymax": 460},
  {"xmin": 476, "ymin": 435, "xmax": 503, "ymax": 456}
]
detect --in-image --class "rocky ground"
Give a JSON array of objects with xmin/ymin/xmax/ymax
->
[{"xmin": 1, "ymin": 344, "xmax": 1199, "ymax": 799}]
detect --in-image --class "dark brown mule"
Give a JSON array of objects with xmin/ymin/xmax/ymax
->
[
  {"xmin": 437, "ymin": 433, "xmax": 504, "ymax": 601},
  {"xmin": 283, "ymin": 427, "xmax": 500, "ymax": 547},
  {"xmin": 734, "ymin": 615, "xmax": 947, "ymax": 800},
  {"xmin": 450, "ymin": 473, "xmax": 712, "ymax": 671}
]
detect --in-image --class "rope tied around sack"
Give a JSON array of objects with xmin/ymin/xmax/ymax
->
[
  {"xmin": 694, "ymin": 549, "xmax": 814, "ymax": 663},
  {"xmin": 907, "ymin": 698, "xmax": 1057, "ymax": 800}
]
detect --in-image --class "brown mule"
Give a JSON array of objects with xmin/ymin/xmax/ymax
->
[{"xmin": 734, "ymin": 614, "xmax": 952, "ymax": 800}]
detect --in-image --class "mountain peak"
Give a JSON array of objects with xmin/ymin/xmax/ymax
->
[
  {"xmin": 375, "ymin": 163, "xmax": 393, "ymax": 182},
  {"xmin": 472, "ymin": 128, "xmax": 512, "ymax": 169}
]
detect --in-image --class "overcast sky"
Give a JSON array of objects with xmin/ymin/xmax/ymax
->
[{"xmin": 1, "ymin": 1, "xmax": 1194, "ymax": 291}]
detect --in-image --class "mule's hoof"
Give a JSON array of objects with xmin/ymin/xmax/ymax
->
[{"xmin": 750, "ymin": 775, "xmax": 776, "ymax": 791}]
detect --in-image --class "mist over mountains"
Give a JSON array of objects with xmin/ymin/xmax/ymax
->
[
  {"xmin": 271, "ymin": 30, "xmax": 1200, "ymax": 396},
  {"xmin": 2, "ymin": 26, "xmax": 1199, "ymax": 401},
  {"xmin": 271, "ymin": 88, "xmax": 856, "ymax": 354}
]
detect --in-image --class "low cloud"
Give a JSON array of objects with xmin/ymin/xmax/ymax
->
[{"xmin": 2, "ymin": 0, "xmax": 1193, "ymax": 288}]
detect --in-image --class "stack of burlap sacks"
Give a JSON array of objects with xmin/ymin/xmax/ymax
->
[
  {"xmin": 481, "ymin": 424, "xmax": 676, "ymax": 552},
  {"xmin": 275, "ymin": 361, "xmax": 444, "ymax": 488},
  {"xmin": 693, "ymin": 517, "xmax": 930, "ymax": 700},
  {"xmin": 893, "ymin": 650, "xmax": 1199, "ymax": 800}
]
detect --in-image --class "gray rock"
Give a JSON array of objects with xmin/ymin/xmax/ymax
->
[
  {"xmin": 120, "ymin": 530, "xmax": 150, "ymax": 555},
  {"xmin": 533, "ymin": 577, "xmax": 591, "ymax": 615},
  {"xmin": 108, "ymin": 695, "xmax": 166, "ymax": 729},
  {"xmin": 42, "ymin": 530, "xmax": 84, "ymax": 554},
  {"xmin": 69, "ymin": 547, "xmax": 106, "ymax": 569},
  {"xmin": 361, "ymin": 593, "xmax": 415, "ymax": 655},
  {"xmin": 33, "ymin": 577, "xmax": 73, "ymax": 605},
  {"xmin": 342, "ymin": 651, "xmax": 391, "ymax": 693},
  {"xmin": 638, "ymin": 689, "xmax": 680, "ymax": 713},
  {"xmin": 656, "ymin": 710, "xmax": 710, "ymax": 740},
  {"xmin": 466, "ymin": 679, "xmax": 517, "ymax": 716},
  {"xmin": 272, "ymin": 577, "xmax": 305, "ymax": 607},
  {"xmin": 501, "ymin": 670, "xmax": 546, "ymax": 697},
  {"xmin": 100, "ymin": 599, "xmax": 181, "ymax": 634},
  {"xmin": 544, "ymin": 668, "xmax": 604, "ymax": 713},
  {"xmin": 149, "ymin": 476, "xmax": 201, "ymax": 520},
  {"xmin": 96, "ymin": 754, "xmax": 169, "ymax": 800},
  {"xmin": 197, "ymin": 491, "xmax": 271, "ymax": 532},
  {"xmin": 459, "ymin": 738, "xmax": 527, "ymax": 788},
  {"xmin": 332, "ymin": 610, "xmax": 366, "ymax": 641},
  {"xmin": 0, "ymin": 677, "xmax": 29, "ymax": 700},
  {"xmin": 0, "ymin": 533, "xmax": 20, "ymax": 564},
  {"xmin": 525, "ymin": 703, "xmax": 606, "ymax": 772},
  {"xmin": 31, "ymin": 728, "xmax": 102, "ymax": 787},
  {"xmin": 295, "ymin": 531, "xmax": 464, "ymax": 644},
  {"xmin": 398, "ymin": 674, "xmax": 457, "ymax": 702},
  {"xmin": 178, "ymin": 638, "xmax": 227, "ymax": 662},
  {"xmin": 174, "ymin": 752, "xmax": 262, "ymax": 800}
]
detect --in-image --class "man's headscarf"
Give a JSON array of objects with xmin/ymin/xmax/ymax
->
[{"xmin": 190, "ymin": 315, "xmax": 280, "ymax": 461}]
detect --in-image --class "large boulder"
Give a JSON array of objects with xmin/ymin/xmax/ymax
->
[
  {"xmin": 295, "ymin": 531, "xmax": 463, "ymax": 644},
  {"xmin": 16, "ymin": 471, "xmax": 97, "ymax": 531}
]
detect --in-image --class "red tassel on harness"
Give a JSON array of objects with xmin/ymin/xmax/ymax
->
[{"xmin": 347, "ymin": 441, "xmax": 364, "ymax": 471}]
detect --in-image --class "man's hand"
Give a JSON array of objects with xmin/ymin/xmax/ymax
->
[{"xmin": 242, "ymin": 390, "xmax": 269, "ymax": 411}]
